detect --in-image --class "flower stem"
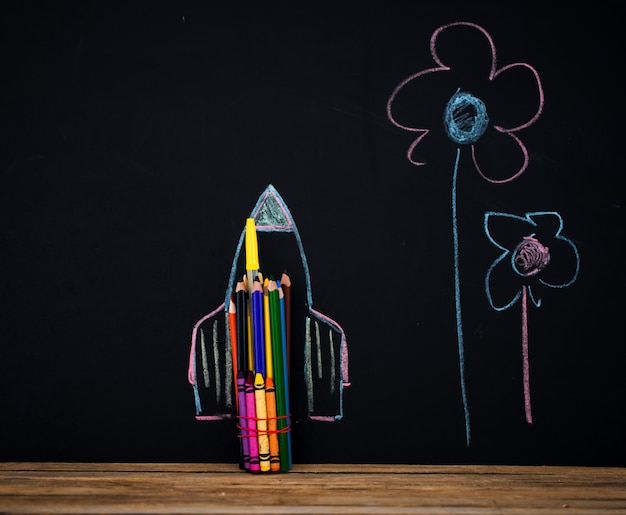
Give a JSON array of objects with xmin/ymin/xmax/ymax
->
[
  {"xmin": 521, "ymin": 284, "xmax": 533, "ymax": 424},
  {"xmin": 452, "ymin": 147, "xmax": 471, "ymax": 445}
]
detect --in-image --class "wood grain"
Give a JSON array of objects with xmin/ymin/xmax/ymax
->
[{"xmin": 1, "ymin": 462, "xmax": 625, "ymax": 514}]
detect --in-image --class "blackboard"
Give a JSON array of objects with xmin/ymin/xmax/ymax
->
[{"xmin": 1, "ymin": 3, "xmax": 624, "ymax": 466}]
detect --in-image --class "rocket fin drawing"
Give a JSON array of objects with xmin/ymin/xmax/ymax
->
[{"xmin": 188, "ymin": 184, "xmax": 350, "ymax": 422}]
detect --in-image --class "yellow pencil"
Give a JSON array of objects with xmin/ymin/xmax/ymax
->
[{"xmin": 263, "ymin": 277, "xmax": 273, "ymax": 379}]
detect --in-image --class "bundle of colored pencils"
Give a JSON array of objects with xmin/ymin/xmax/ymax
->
[{"xmin": 230, "ymin": 218, "xmax": 292, "ymax": 473}]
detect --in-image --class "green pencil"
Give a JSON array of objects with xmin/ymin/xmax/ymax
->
[{"xmin": 268, "ymin": 279, "xmax": 289, "ymax": 471}]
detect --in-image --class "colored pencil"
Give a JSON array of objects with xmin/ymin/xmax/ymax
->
[
  {"xmin": 263, "ymin": 277, "xmax": 273, "ymax": 379},
  {"xmin": 235, "ymin": 281, "xmax": 252, "ymax": 470},
  {"xmin": 246, "ymin": 292, "xmax": 253, "ymax": 373},
  {"xmin": 251, "ymin": 277, "xmax": 266, "ymax": 376},
  {"xmin": 228, "ymin": 295, "xmax": 238, "ymax": 405},
  {"xmin": 280, "ymin": 271, "xmax": 292, "ymax": 385},
  {"xmin": 277, "ymin": 280, "xmax": 293, "ymax": 469},
  {"xmin": 268, "ymin": 279, "xmax": 290, "ymax": 471},
  {"xmin": 234, "ymin": 281, "xmax": 248, "ymax": 375}
]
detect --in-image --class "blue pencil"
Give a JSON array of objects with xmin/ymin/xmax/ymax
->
[{"xmin": 251, "ymin": 277, "xmax": 266, "ymax": 376}]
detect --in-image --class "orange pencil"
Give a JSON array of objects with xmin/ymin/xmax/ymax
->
[{"xmin": 265, "ymin": 376, "xmax": 280, "ymax": 471}]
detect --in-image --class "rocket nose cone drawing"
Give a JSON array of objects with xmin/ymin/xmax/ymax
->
[{"xmin": 188, "ymin": 184, "xmax": 349, "ymax": 422}]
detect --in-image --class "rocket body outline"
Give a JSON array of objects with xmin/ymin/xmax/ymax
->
[{"xmin": 188, "ymin": 184, "xmax": 350, "ymax": 422}]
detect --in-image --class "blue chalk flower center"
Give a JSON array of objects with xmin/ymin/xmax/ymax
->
[{"xmin": 444, "ymin": 89, "xmax": 489, "ymax": 145}]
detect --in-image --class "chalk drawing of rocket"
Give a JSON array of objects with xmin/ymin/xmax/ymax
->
[{"xmin": 188, "ymin": 184, "xmax": 350, "ymax": 422}]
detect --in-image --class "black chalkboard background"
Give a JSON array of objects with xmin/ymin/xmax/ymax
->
[{"xmin": 1, "ymin": 3, "xmax": 624, "ymax": 466}]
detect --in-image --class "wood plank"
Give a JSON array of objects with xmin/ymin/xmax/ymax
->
[{"xmin": 1, "ymin": 463, "xmax": 625, "ymax": 514}]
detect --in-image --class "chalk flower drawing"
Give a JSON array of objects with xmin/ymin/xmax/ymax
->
[
  {"xmin": 387, "ymin": 21, "xmax": 544, "ymax": 445},
  {"xmin": 484, "ymin": 211, "xmax": 580, "ymax": 423}
]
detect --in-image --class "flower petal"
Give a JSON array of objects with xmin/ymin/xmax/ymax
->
[
  {"xmin": 525, "ymin": 211, "xmax": 564, "ymax": 237},
  {"xmin": 524, "ymin": 212, "xmax": 580, "ymax": 286},
  {"xmin": 485, "ymin": 249, "xmax": 522, "ymax": 311},
  {"xmin": 387, "ymin": 68, "xmax": 451, "ymax": 166},
  {"xmin": 431, "ymin": 22, "xmax": 497, "ymax": 82},
  {"xmin": 484, "ymin": 211, "xmax": 537, "ymax": 251},
  {"xmin": 519, "ymin": 213, "xmax": 582, "ymax": 289},
  {"xmin": 387, "ymin": 67, "xmax": 450, "ymax": 132},
  {"xmin": 472, "ymin": 130, "xmax": 529, "ymax": 183},
  {"xmin": 491, "ymin": 62, "xmax": 544, "ymax": 132},
  {"xmin": 539, "ymin": 236, "xmax": 580, "ymax": 288}
]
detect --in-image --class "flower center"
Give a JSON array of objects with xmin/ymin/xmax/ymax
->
[
  {"xmin": 512, "ymin": 236, "xmax": 550, "ymax": 277},
  {"xmin": 444, "ymin": 89, "xmax": 489, "ymax": 145}
]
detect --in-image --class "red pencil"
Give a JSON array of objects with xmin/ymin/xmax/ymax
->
[{"xmin": 228, "ymin": 294, "xmax": 238, "ymax": 407}]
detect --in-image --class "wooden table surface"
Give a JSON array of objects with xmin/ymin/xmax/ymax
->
[{"xmin": 1, "ymin": 462, "xmax": 625, "ymax": 514}]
